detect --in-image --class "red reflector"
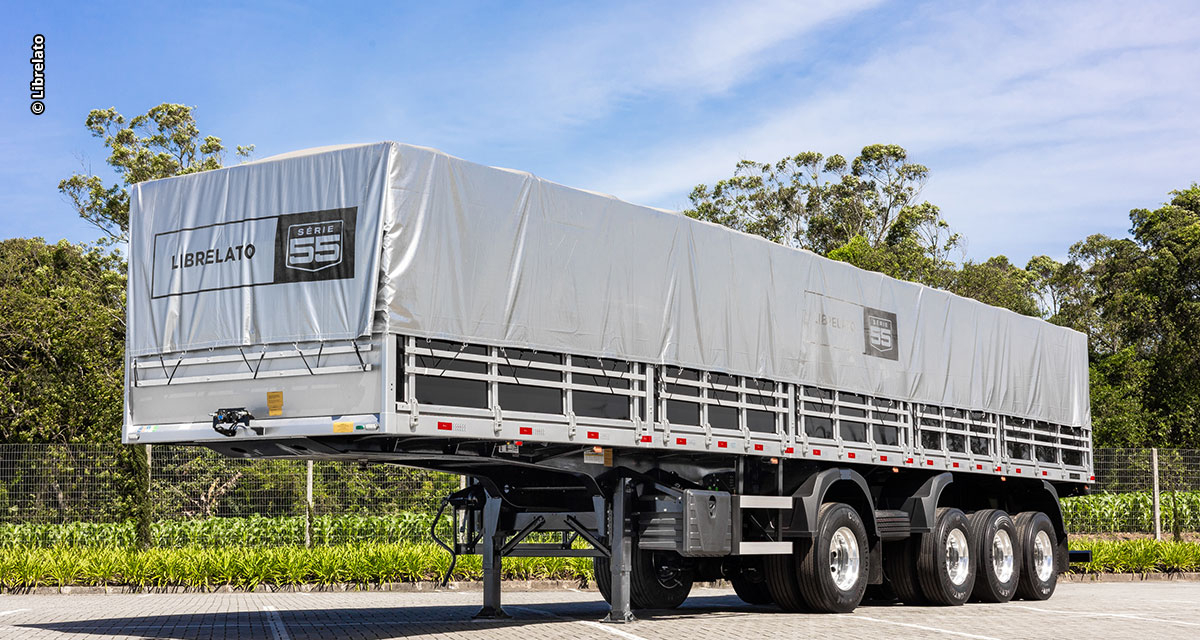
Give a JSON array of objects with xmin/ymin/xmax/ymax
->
[
  {"xmin": 995, "ymin": 466, "xmax": 1002, "ymax": 472},
  {"xmin": 437, "ymin": 421, "xmax": 453, "ymax": 431},
  {"xmin": 676, "ymin": 437, "xmax": 687, "ymax": 445},
  {"xmin": 847, "ymin": 452, "xmax": 856, "ymax": 459},
  {"xmin": 976, "ymin": 464, "xmax": 983, "ymax": 470},
  {"xmin": 880, "ymin": 455, "xmax": 888, "ymax": 462},
  {"xmin": 952, "ymin": 462, "xmax": 959, "ymax": 468},
  {"xmin": 927, "ymin": 460, "xmax": 934, "ymax": 466},
  {"xmin": 785, "ymin": 447, "xmax": 794, "ymax": 454},
  {"xmin": 586, "ymin": 431, "xmax": 599, "ymax": 439},
  {"xmin": 754, "ymin": 444, "xmax": 764, "ymax": 451},
  {"xmin": 1042, "ymin": 470, "xmax": 1048, "ymax": 476},
  {"xmin": 1089, "ymin": 475, "xmax": 1096, "ymax": 481},
  {"xmin": 519, "ymin": 427, "xmax": 533, "ymax": 436},
  {"xmin": 718, "ymin": 441, "xmax": 728, "ymax": 448},
  {"xmin": 640, "ymin": 435, "xmax": 652, "ymax": 443},
  {"xmin": 513, "ymin": 441, "xmax": 523, "ymax": 446},
  {"xmin": 1016, "ymin": 468, "xmax": 1022, "ymax": 474},
  {"xmin": 812, "ymin": 448, "xmax": 821, "ymax": 456},
  {"xmin": 906, "ymin": 458, "xmax": 914, "ymax": 464}
]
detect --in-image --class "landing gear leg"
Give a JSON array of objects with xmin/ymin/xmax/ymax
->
[
  {"xmin": 474, "ymin": 493, "xmax": 509, "ymax": 619},
  {"xmin": 603, "ymin": 477, "xmax": 635, "ymax": 623}
]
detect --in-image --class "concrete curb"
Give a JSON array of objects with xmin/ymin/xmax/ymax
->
[
  {"xmin": 1062, "ymin": 572, "xmax": 1200, "ymax": 582},
  {"xmin": 7, "ymin": 575, "xmax": 1196, "ymax": 595}
]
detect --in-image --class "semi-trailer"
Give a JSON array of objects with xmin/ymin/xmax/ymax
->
[{"xmin": 124, "ymin": 142, "xmax": 1093, "ymax": 621}]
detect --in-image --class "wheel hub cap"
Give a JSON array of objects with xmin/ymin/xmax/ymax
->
[
  {"xmin": 945, "ymin": 527, "xmax": 970, "ymax": 586},
  {"xmin": 992, "ymin": 528, "xmax": 1015, "ymax": 583},
  {"xmin": 829, "ymin": 526, "xmax": 861, "ymax": 591},
  {"xmin": 1033, "ymin": 530, "xmax": 1054, "ymax": 582}
]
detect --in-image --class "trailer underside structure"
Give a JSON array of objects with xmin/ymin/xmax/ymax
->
[{"xmin": 131, "ymin": 332, "xmax": 1092, "ymax": 619}]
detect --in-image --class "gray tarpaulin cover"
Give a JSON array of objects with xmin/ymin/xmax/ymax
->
[{"xmin": 128, "ymin": 142, "xmax": 1090, "ymax": 427}]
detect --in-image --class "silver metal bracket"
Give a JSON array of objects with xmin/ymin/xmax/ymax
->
[
  {"xmin": 492, "ymin": 405, "xmax": 503, "ymax": 436},
  {"xmin": 409, "ymin": 399, "xmax": 420, "ymax": 431}
]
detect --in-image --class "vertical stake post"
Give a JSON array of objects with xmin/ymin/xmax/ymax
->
[
  {"xmin": 306, "ymin": 460, "xmax": 314, "ymax": 548},
  {"xmin": 1152, "ymin": 447, "xmax": 1161, "ymax": 541},
  {"xmin": 604, "ymin": 476, "xmax": 635, "ymax": 623}
]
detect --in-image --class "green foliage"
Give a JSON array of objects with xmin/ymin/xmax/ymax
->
[
  {"xmin": 1068, "ymin": 538, "xmax": 1200, "ymax": 573},
  {"xmin": 58, "ymin": 103, "xmax": 253, "ymax": 243},
  {"xmin": 0, "ymin": 240, "xmax": 125, "ymax": 444},
  {"xmin": 0, "ymin": 512, "xmax": 450, "ymax": 548},
  {"xmin": 1056, "ymin": 185, "xmax": 1200, "ymax": 448},
  {"xmin": 0, "ymin": 543, "xmax": 594, "ymax": 590},
  {"xmin": 686, "ymin": 145, "xmax": 959, "ymax": 287},
  {"xmin": 1061, "ymin": 491, "xmax": 1200, "ymax": 533}
]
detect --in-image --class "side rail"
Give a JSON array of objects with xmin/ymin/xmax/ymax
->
[{"xmin": 394, "ymin": 336, "xmax": 1092, "ymax": 482}]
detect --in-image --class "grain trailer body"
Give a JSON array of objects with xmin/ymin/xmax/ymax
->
[{"xmin": 124, "ymin": 142, "xmax": 1093, "ymax": 619}]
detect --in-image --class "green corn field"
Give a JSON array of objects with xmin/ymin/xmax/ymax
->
[{"xmin": 0, "ymin": 491, "xmax": 1195, "ymax": 549}]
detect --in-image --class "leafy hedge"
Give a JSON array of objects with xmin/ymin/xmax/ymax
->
[
  {"xmin": 1061, "ymin": 491, "xmax": 1200, "ymax": 533},
  {"xmin": 0, "ymin": 539, "xmax": 1195, "ymax": 591},
  {"xmin": 0, "ymin": 543, "xmax": 592, "ymax": 590},
  {"xmin": 0, "ymin": 513, "xmax": 444, "ymax": 548},
  {"xmin": 1068, "ymin": 538, "xmax": 1200, "ymax": 573}
]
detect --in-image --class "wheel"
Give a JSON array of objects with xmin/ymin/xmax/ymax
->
[
  {"xmin": 968, "ymin": 509, "xmax": 1019, "ymax": 602},
  {"xmin": 595, "ymin": 548, "xmax": 694, "ymax": 609},
  {"xmin": 593, "ymin": 555, "xmax": 613, "ymax": 603},
  {"xmin": 764, "ymin": 540, "xmax": 811, "ymax": 611},
  {"xmin": 796, "ymin": 502, "xmax": 870, "ymax": 613},
  {"xmin": 883, "ymin": 538, "xmax": 926, "ymax": 605},
  {"xmin": 917, "ymin": 507, "xmax": 974, "ymax": 605},
  {"xmin": 1013, "ymin": 511, "xmax": 1058, "ymax": 600},
  {"xmin": 730, "ymin": 558, "xmax": 774, "ymax": 605},
  {"xmin": 631, "ymin": 549, "xmax": 694, "ymax": 609}
]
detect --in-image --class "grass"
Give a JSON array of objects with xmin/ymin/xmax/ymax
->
[
  {"xmin": 0, "ymin": 543, "xmax": 594, "ymax": 591},
  {"xmin": 1066, "ymin": 538, "xmax": 1200, "ymax": 574}
]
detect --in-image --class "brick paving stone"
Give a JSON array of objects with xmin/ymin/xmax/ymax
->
[{"xmin": 0, "ymin": 582, "xmax": 1195, "ymax": 639}]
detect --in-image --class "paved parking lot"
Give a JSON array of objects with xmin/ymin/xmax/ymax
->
[{"xmin": 0, "ymin": 582, "xmax": 1196, "ymax": 639}]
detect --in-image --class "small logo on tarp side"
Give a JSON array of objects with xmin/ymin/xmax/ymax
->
[{"xmin": 863, "ymin": 307, "xmax": 899, "ymax": 360}]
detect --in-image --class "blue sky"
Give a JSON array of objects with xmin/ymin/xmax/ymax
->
[{"xmin": 2, "ymin": 0, "xmax": 1198, "ymax": 264}]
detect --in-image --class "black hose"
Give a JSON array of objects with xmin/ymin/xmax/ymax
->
[{"xmin": 430, "ymin": 497, "xmax": 457, "ymax": 587}]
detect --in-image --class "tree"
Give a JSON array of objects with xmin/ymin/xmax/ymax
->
[
  {"xmin": 58, "ymin": 104, "xmax": 253, "ymax": 243},
  {"xmin": 947, "ymin": 256, "xmax": 1040, "ymax": 316},
  {"xmin": 1054, "ymin": 185, "xmax": 1200, "ymax": 448},
  {"xmin": 686, "ymin": 144, "xmax": 959, "ymax": 287},
  {"xmin": 0, "ymin": 238, "xmax": 125, "ymax": 443}
]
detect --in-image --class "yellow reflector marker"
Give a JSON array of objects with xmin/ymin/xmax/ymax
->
[
  {"xmin": 333, "ymin": 421, "xmax": 354, "ymax": 433},
  {"xmin": 267, "ymin": 391, "xmax": 283, "ymax": 416}
]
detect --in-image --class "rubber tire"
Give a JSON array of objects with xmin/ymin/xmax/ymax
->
[
  {"xmin": 1013, "ymin": 511, "xmax": 1058, "ymax": 601},
  {"xmin": 730, "ymin": 558, "xmax": 774, "ymax": 605},
  {"xmin": 883, "ymin": 538, "xmax": 927, "ymax": 605},
  {"xmin": 594, "ymin": 555, "xmax": 613, "ymax": 604},
  {"xmin": 732, "ymin": 575, "xmax": 775, "ymax": 605},
  {"xmin": 765, "ymin": 540, "xmax": 811, "ymax": 612},
  {"xmin": 632, "ymin": 549, "xmax": 693, "ymax": 609},
  {"xmin": 917, "ymin": 507, "xmax": 974, "ymax": 605},
  {"xmin": 595, "ymin": 549, "xmax": 693, "ymax": 609},
  {"xmin": 968, "ymin": 509, "xmax": 1020, "ymax": 603},
  {"xmin": 797, "ymin": 502, "xmax": 870, "ymax": 613}
]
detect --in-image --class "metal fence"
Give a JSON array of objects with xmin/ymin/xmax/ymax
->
[
  {"xmin": 1063, "ymin": 448, "xmax": 1200, "ymax": 537},
  {"xmin": 0, "ymin": 445, "xmax": 1194, "ymax": 545}
]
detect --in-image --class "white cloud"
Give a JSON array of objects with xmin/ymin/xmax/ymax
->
[
  {"xmin": 577, "ymin": 0, "xmax": 1200, "ymax": 262},
  {"xmin": 428, "ymin": 0, "xmax": 882, "ymax": 138}
]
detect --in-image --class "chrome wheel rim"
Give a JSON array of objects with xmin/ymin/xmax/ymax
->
[
  {"xmin": 1033, "ymin": 530, "xmax": 1054, "ymax": 582},
  {"xmin": 992, "ymin": 528, "xmax": 1015, "ymax": 583},
  {"xmin": 945, "ymin": 527, "xmax": 971, "ymax": 586},
  {"xmin": 829, "ymin": 526, "xmax": 861, "ymax": 591}
]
